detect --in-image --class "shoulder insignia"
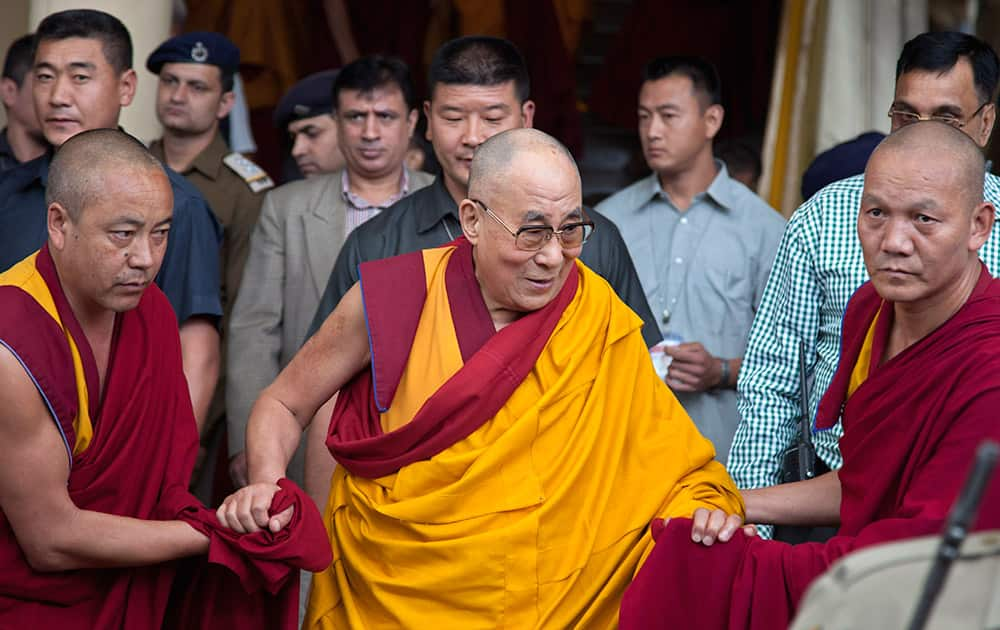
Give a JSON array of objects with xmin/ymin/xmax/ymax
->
[{"xmin": 222, "ymin": 152, "xmax": 275, "ymax": 193}]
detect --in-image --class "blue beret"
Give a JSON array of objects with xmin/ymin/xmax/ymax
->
[
  {"xmin": 801, "ymin": 131, "xmax": 885, "ymax": 201},
  {"xmin": 273, "ymin": 69, "xmax": 339, "ymax": 129},
  {"xmin": 146, "ymin": 32, "xmax": 240, "ymax": 77}
]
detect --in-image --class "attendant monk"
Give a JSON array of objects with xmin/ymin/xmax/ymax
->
[
  {"xmin": 620, "ymin": 121, "xmax": 1000, "ymax": 629},
  {"xmin": 0, "ymin": 129, "xmax": 329, "ymax": 628},
  {"xmin": 218, "ymin": 127, "xmax": 743, "ymax": 627}
]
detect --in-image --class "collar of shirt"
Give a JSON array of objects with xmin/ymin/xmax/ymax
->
[
  {"xmin": 414, "ymin": 176, "xmax": 461, "ymax": 234},
  {"xmin": 342, "ymin": 168, "xmax": 411, "ymax": 211},
  {"xmin": 641, "ymin": 159, "xmax": 739, "ymax": 213}
]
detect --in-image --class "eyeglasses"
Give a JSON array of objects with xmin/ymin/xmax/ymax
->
[
  {"xmin": 471, "ymin": 199, "xmax": 595, "ymax": 251},
  {"xmin": 887, "ymin": 101, "xmax": 991, "ymax": 129}
]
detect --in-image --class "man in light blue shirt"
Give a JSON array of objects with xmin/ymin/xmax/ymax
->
[{"xmin": 598, "ymin": 56, "xmax": 785, "ymax": 463}]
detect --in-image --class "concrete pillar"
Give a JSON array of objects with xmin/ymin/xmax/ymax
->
[{"xmin": 28, "ymin": 0, "xmax": 171, "ymax": 143}]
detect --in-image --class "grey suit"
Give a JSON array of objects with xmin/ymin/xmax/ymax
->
[{"xmin": 225, "ymin": 167, "xmax": 433, "ymax": 481}]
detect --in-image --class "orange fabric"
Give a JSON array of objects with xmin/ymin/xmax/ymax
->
[
  {"xmin": 380, "ymin": 248, "xmax": 464, "ymax": 433},
  {"xmin": 0, "ymin": 253, "xmax": 93, "ymax": 454},
  {"xmin": 847, "ymin": 308, "xmax": 881, "ymax": 399}
]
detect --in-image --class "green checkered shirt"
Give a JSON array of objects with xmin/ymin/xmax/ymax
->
[{"xmin": 730, "ymin": 172, "xmax": 1000, "ymax": 533}]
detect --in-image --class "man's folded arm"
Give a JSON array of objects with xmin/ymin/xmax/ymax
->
[
  {"xmin": 0, "ymin": 346, "xmax": 209, "ymax": 572},
  {"xmin": 730, "ymin": 216, "xmax": 824, "ymax": 492}
]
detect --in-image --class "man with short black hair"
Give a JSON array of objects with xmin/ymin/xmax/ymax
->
[
  {"xmin": 1, "ymin": 34, "xmax": 45, "ymax": 172},
  {"xmin": 598, "ymin": 56, "xmax": 784, "ymax": 463},
  {"xmin": 731, "ymin": 33, "xmax": 1000, "ymax": 532},
  {"xmin": 0, "ymin": 9, "xmax": 224, "ymax": 442},
  {"xmin": 226, "ymin": 55, "xmax": 431, "ymax": 488}
]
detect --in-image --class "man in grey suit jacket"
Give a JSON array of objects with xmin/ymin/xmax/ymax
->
[{"xmin": 226, "ymin": 56, "xmax": 432, "ymax": 488}]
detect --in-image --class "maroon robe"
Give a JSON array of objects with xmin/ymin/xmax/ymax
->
[
  {"xmin": 0, "ymin": 246, "xmax": 330, "ymax": 629},
  {"xmin": 620, "ymin": 266, "xmax": 1000, "ymax": 629}
]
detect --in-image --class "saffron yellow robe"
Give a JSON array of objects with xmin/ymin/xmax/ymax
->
[{"xmin": 307, "ymin": 241, "xmax": 743, "ymax": 628}]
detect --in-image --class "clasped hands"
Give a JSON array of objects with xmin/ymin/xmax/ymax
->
[{"xmin": 216, "ymin": 482, "xmax": 295, "ymax": 534}]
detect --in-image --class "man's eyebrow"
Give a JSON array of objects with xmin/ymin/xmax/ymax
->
[
  {"xmin": 67, "ymin": 61, "xmax": 97, "ymax": 72},
  {"xmin": 108, "ymin": 217, "xmax": 147, "ymax": 228}
]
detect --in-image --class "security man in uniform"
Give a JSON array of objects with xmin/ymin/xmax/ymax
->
[
  {"xmin": 274, "ymin": 69, "xmax": 347, "ymax": 180},
  {"xmin": 147, "ymin": 32, "xmax": 274, "ymax": 499}
]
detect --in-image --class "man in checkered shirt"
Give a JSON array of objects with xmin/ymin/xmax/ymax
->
[{"xmin": 730, "ymin": 31, "xmax": 1000, "ymax": 537}]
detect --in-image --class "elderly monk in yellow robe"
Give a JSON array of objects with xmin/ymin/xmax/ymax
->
[{"xmin": 218, "ymin": 128, "xmax": 743, "ymax": 628}]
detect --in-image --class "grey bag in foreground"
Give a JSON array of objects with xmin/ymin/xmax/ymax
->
[{"xmin": 789, "ymin": 530, "xmax": 1000, "ymax": 630}]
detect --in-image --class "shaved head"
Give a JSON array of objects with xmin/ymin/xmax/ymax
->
[
  {"xmin": 47, "ymin": 128, "xmax": 166, "ymax": 222},
  {"xmin": 468, "ymin": 127, "xmax": 580, "ymax": 202},
  {"xmin": 871, "ymin": 121, "xmax": 985, "ymax": 211},
  {"xmin": 858, "ymin": 119, "xmax": 994, "ymax": 317}
]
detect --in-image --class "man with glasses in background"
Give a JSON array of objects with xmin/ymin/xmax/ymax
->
[{"xmin": 731, "ymin": 31, "xmax": 1000, "ymax": 539}]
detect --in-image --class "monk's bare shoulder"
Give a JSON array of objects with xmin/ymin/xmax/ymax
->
[{"xmin": 0, "ymin": 343, "xmax": 74, "ymax": 569}]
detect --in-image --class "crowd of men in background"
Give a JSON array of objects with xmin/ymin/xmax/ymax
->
[{"xmin": 2, "ymin": 6, "xmax": 1000, "ymax": 628}]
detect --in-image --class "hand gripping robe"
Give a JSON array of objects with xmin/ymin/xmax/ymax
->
[
  {"xmin": 620, "ymin": 265, "xmax": 1000, "ymax": 630},
  {"xmin": 305, "ymin": 238, "xmax": 743, "ymax": 628},
  {"xmin": 0, "ymin": 246, "xmax": 331, "ymax": 629}
]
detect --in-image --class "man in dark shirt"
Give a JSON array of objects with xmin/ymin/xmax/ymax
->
[
  {"xmin": 1, "ymin": 34, "xmax": 46, "ymax": 172},
  {"xmin": 0, "ymin": 9, "xmax": 223, "ymax": 416},
  {"xmin": 310, "ymin": 36, "xmax": 659, "ymax": 348}
]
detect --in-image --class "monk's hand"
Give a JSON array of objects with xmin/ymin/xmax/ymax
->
[
  {"xmin": 217, "ymin": 482, "xmax": 290, "ymax": 534},
  {"xmin": 664, "ymin": 342, "xmax": 722, "ymax": 392},
  {"xmin": 690, "ymin": 508, "xmax": 745, "ymax": 546}
]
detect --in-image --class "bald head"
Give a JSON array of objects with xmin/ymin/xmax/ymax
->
[
  {"xmin": 870, "ymin": 121, "xmax": 985, "ymax": 211},
  {"xmin": 47, "ymin": 128, "xmax": 166, "ymax": 222},
  {"xmin": 859, "ymin": 119, "xmax": 994, "ymax": 314},
  {"xmin": 468, "ymin": 128, "xmax": 580, "ymax": 201}
]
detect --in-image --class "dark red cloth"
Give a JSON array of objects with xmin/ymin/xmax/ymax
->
[
  {"xmin": 162, "ymin": 478, "xmax": 332, "ymax": 629},
  {"xmin": 327, "ymin": 238, "xmax": 579, "ymax": 478},
  {"xmin": 621, "ymin": 267, "xmax": 1000, "ymax": 630},
  {"xmin": 0, "ymin": 247, "xmax": 328, "ymax": 629}
]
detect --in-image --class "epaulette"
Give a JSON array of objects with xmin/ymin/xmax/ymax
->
[{"xmin": 222, "ymin": 152, "xmax": 275, "ymax": 193}]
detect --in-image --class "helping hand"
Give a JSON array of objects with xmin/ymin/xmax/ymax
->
[
  {"xmin": 665, "ymin": 508, "xmax": 758, "ymax": 546},
  {"xmin": 216, "ymin": 482, "xmax": 294, "ymax": 534}
]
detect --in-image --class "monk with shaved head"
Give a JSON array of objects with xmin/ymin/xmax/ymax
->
[
  {"xmin": 0, "ymin": 129, "xmax": 329, "ymax": 628},
  {"xmin": 221, "ymin": 127, "xmax": 743, "ymax": 627},
  {"xmin": 620, "ymin": 121, "xmax": 1000, "ymax": 629}
]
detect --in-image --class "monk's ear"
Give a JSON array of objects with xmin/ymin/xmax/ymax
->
[
  {"xmin": 47, "ymin": 202, "xmax": 72, "ymax": 250},
  {"xmin": 969, "ymin": 201, "xmax": 995, "ymax": 250},
  {"xmin": 459, "ymin": 199, "xmax": 482, "ymax": 244}
]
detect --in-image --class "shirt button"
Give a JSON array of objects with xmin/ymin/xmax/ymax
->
[
  {"xmin": 662, "ymin": 308, "xmax": 671, "ymax": 323},
  {"xmin": 671, "ymin": 298, "xmax": 677, "ymax": 304},
  {"xmin": 674, "ymin": 257, "xmax": 683, "ymax": 264},
  {"xmin": 680, "ymin": 217, "xmax": 688, "ymax": 225}
]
